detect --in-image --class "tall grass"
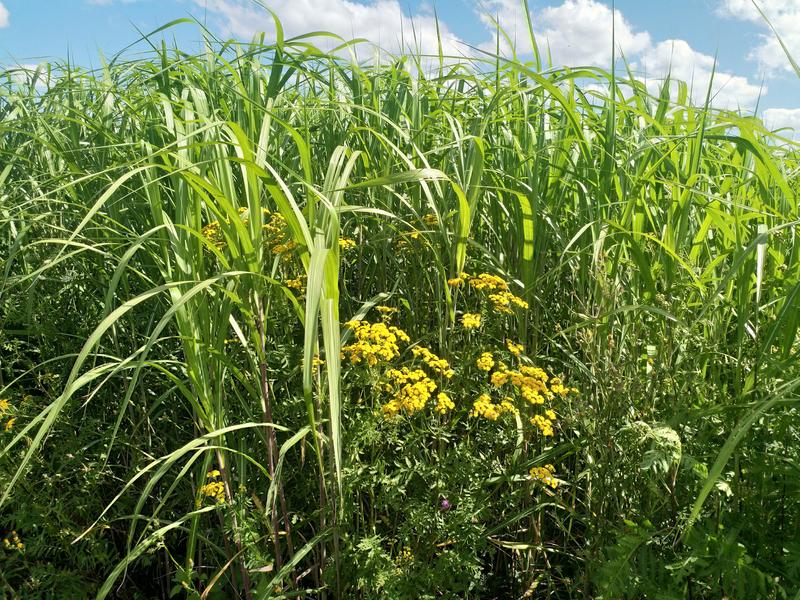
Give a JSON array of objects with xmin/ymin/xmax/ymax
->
[{"xmin": 1, "ymin": 14, "xmax": 798, "ymax": 599}]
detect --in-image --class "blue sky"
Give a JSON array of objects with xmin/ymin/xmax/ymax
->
[{"xmin": 1, "ymin": 0, "xmax": 799, "ymax": 131}]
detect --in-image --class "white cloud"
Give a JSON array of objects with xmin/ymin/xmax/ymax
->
[
  {"xmin": 196, "ymin": 0, "xmax": 467, "ymax": 60},
  {"xmin": 762, "ymin": 107, "xmax": 800, "ymax": 137},
  {"xmin": 638, "ymin": 39, "xmax": 764, "ymax": 110},
  {"xmin": 476, "ymin": 1, "xmax": 763, "ymax": 110},
  {"xmin": 717, "ymin": 0, "xmax": 800, "ymax": 75},
  {"xmin": 0, "ymin": 2, "xmax": 9, "ymax": 28},
  {"xmin": 479, "ymin": 0, "xmax": 650, "ymax": 65},
  {"xmin": 2, "ymin": 63, "xmax": 50, "ymax": 88}
]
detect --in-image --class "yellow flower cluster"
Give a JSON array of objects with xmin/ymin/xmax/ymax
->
[
  {"xmin": 530, "ymin": 414, "xmax": 555, "ymax": 436},
  {"xmin": 488, "ymin": 291, "xmax": 529, "ymax": 313},
  {"xmin": 342, "ymin": 321, "xmax": 410, "ymax": 367},
  {"xmin": 0, "ymin": 399, "xmax": 9, "ymax": 413},
  {"xmin": 476, "ymin": 352, "xmax": 495, "ymax": 371},
  {"xmin": 285, "ymin": 276, "xmax": 305, "ymax": 291},
  {"xmin": 506, "ymin": 340, "xmax": 524, "ymax": 356},
  {"xmin": 201, "ymin": 220, "xmax": 225, "ymax": 248},
  {"xmin": 461, "ymin": 313, "xmax": 481, "ymax": 329},
  {"xmin": 2, "ymin": 530, "xmax": 23, "ymax": 551},
  {"xmin": 447, "ymin": 272, "xmax": 469, "ymax": 287},
  {"xmin": 382, "ymin": 368, "xmax": 437, "ymax": 418},
  {"xmin": 435, "ymin": 392, "xmax": 455, "ymax": 414},
  {"xmin": 490, "ymin": 364, "xmax": 551, "ymax": 405},
  {"xmin": 411, "ymin": 346, "xmax": 454, "ymax": 378},
  {"xmin": 339, "ymin": 238, "xmax": 357, "ymax": 251},
  {"xmin": 201, "ymin": 208, "xmax": 301, "ymax": 258},
  {"xmin": 530, "ymin": 464, "xmax": 559, "ymax": 489},
  {"xmin": 200, "ymin": 470, "xmax": 225, "ymax": 503},
  {"xmin": 499, "ymin": 397, "xmax": 519, "ymax": 416},
  {"xmin": 263, "ymin": 212, "xmax": 298, "ymax": 256},
  {"xmin": 468, "ymin": 273, "xmax": 509, "ymax": 292},
  {"xmin": 376, "ymin": 305, "xmax": 399, "ymax": 321},
  {"xmin": 395, "ymin": 231, "xmax": 422, "ymax": 250},
  {"xmin": 469, "ymin": 393, "xmax": 518, "ymax": 420},
  {"xmin": 549, "ymin": 377, "xmax": 576, "ymax": 397},
  {"xmin": 395, "ymin": 546, "xmax": 414, "ymax": 567}
]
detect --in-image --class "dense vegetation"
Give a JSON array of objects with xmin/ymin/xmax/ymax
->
[{"xmin": 1, "ymin": 16, "xmax": 799, "ymax": 599}]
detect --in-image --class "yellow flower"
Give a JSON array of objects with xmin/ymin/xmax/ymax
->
[
  {"xmin": 461, "ymin": 313, "xmax": 481, "ymax": 329},
  {"xmin": 550, "ymin": 377, "xmax": 571, "ymax": 397},
  {"xmin": 530, "ymin": 414, "xmax": 554, "ymax": 436},
  {"xmin": 0, "ymin": 399, "xmax": 9, "ymax": 413},
  {"xmin": 476, "ymin": 352, "xmax": 494, "ymax": 372},
  {"xmin": 506, "ymin": 340, "xmax": 524, "ymax": 356},
  {"xmin": 395, "ymin": 546, "xmax": 414, "ymax": 567},
  {"xmin": 469, "ymin": 273, "xmax": 508, "ymax": 292},
  {"xmin": 498, "ymin": 398, "xmax": 519, "ymax": 416},
  {"xmin": 200, "ymin": 481, "xmax": 226, "ymax": 503},
  {"xmin": 488, "ymin": 291, "xmax": 529, "ymax": 312},
  {"xmin": 339, "ymin": 238, "xmax": 357, "ymax": 251},
  {"xmin": 376, "ymin": 305, "xmax": 399, "ymax": 321},
  {"xmin": 285, "ymin": 276, "xmax": 305, "ymax": 291},
  {"xmin": 201, "ymin": 220, "xmax": 223, "ymax": 243},
  {"xmin": 207, "ymin": 469, "xmax": 221, "ymax": 479},
  {"xmin": 382, "ymin": 368, "xmax": 437, "ymax": 416},
  {"xmin": 3, "ymin": 531, "xmax": 24, "ymax": 552},
  {"xmin": 530, "ymin": 464, "xmax": 559, "ymax": 488},
  {"xmin": 491, "ymin": 369, "xmax": 510, "ymax": 387},
  {"xmin": 411, "ymin": 346, "xmax": 454, "ymax": 378},
  {"xmin": 422, "ymin": 213, "xmax": 439, "ymax": 226},
  {"xmin": 447, "ymin": 277, "xmax": 464, "ymax": 287},
  {"xmin": 4, "ymin": 418, "xmax": 15, "ymax": 432},
  {"xmin": 470, "ymin": 394, "xmax": 500, "ymax": 420},
  {"xmin": 341, "ymin": 321, "xmax": 410, "ymax": 366},
  {"xmin": 435, "ymin": 392, "xmax": 455, "ymax": 414}
]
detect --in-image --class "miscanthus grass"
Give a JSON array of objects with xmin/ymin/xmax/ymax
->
[{"xmin": 0, "ymin": 13, "xmax": 799, "ymax": 599}]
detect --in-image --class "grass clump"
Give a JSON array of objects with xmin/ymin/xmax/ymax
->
[{"xmin": 1, "ymin": 14, "xmax": 799, "ymax": 599}]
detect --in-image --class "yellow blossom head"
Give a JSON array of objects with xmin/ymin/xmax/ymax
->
[
  {"xmin": 476, "ymin": 352, "xmax": 494, "ymax": 372},
  {"xmin": 461, "ymin": 313, "xmax": 481, "ymax": 329}
]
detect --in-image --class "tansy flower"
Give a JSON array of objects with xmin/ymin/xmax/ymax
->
[
  {"xmin": 488, "ymin": 291, "xmax": 529, "ymax": 313},
  {"xmin": 530, "ymin": 464, "xmax": 559, "ymax": 488},
  {"xmin": 339, "ymin": 238, "xmax": 357, "ymax": 251},
  {"xmin": 395, "ymin": 546, "xmax": 414, "ymax": 567},
  {"xmin": 200, "ymin": 481, "xmax": 226, "ymax": 503},
  {"xmin": 469, "ymin": 273, "xmax": 508, "ymax": 291},
  {"xmin": 506, "ymin": 340, "xmax": 524, "ymax": 356},
  {"xmin": 341, "ymin": 321, "xmax": 410, "ymax": 366},
  {"xmin": 411, "ymin": 346, "xmax": 454, "ymax": 378},
  {"xmin": 476, "ymin": 352, "xmax": 494, "ymax": 371},
  {"xmin": 498, "ymin": 398, "xmax": 519, "ymax": 416},
  {"xmin": 530, "ymin": 414, "xmax": 554, "ymax": 436},
  {"xmin": 470, "ymin": 394, "xmax": 500, "ymax": 420},
  {"xmin": 376, "ymin": 305, "xmax": 399, "ymax": 321},
  {"xmin": 461, "ymin": 313, "xmax": 481, "ymax": 329},
  {"xmin": 435, "ymin": 392, "xmax": 455, "ymax": 414},
  {"xmin": 285, "ymin": 276, "xmax": 305, "ymax": 291},
  {"xmin": 0, "ymin": 399, "xmax": 9, "ymax": 412},
  {"xmin": 447, "ymin": 277, "xmax": 464, "ymax": 287}
]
